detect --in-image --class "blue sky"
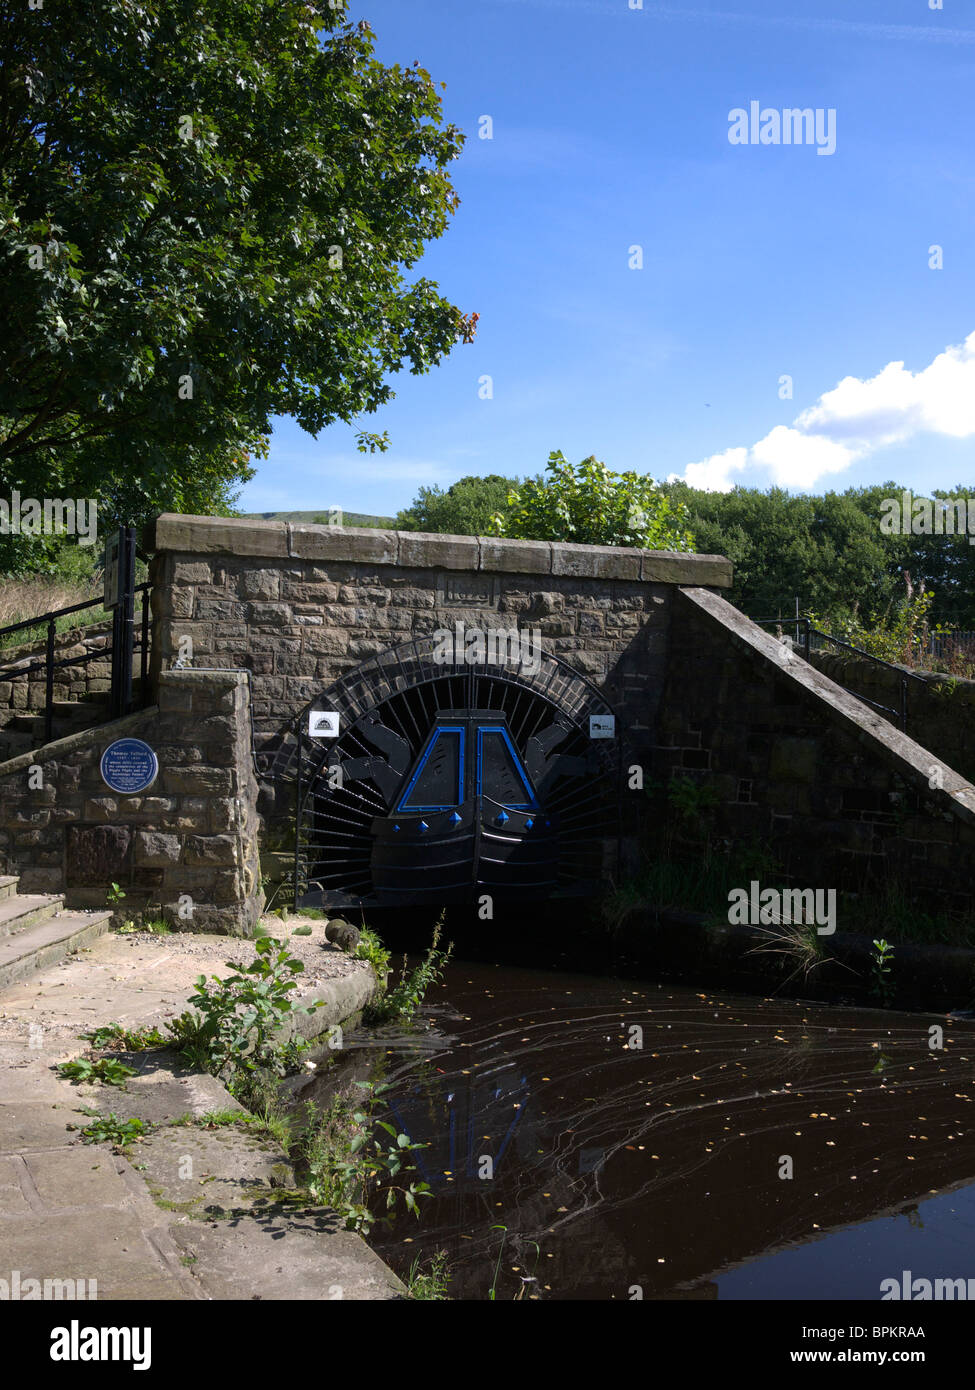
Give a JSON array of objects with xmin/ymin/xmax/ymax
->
[{"xmin": 240, "ymin": 0, "xmax": 975, "ymax": 517}]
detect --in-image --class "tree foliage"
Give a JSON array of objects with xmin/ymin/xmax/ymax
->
[
  {"xmin": 395, "ymin": 465, "xmax": 975, "ymax": 632},
  {"xmin": 395, "ymin": 474, "xmax": 516, "ymax": 535},
  {"xmin": 491, "ymin": 451, "xmax": 696, "ymax": 551},
  {"xmin": 0, "ymin": 0, "xmax": 466, "ymax": 528},
  {"xmin": 662, "ymin": 480, "xmax": 975, "ymax": 629}
]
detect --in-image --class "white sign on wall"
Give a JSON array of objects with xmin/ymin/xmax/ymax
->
[
  {"xmin": 589, "ymin": 714, "xmax": 616, "ymax": 740},
  {"xmin": 308, "ymin": 711, "xmax": 340, "ymax": 739}
]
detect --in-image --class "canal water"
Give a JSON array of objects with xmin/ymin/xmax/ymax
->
[{"xmin": 304, "ymin": 960, "xmax": 975, "ymax": 1301}]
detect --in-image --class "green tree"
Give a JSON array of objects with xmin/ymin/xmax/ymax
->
[
  {"xmin": 899, "ymin": 484, "xmax": 975, "ymax": 629},
  {"xmin": 0, "ymin": 0, "xmax": 467, "ymax": 528},
  {"xmin": 396, "ymin": 474, "xmax": 517, "ymax": 535},
  {"xmin": 662, "ymin": 482, "xmax": 907, "ymax": 621},
  {"xmin": 492, "ymin": 452, "xmax": 695, "ymax": 550}
]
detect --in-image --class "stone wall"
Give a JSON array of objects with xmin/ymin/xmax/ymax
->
[
  {"xmin": 0, "ymin": 670, "xmax": 263, "ymax": 934},
  {"xmin": 654, "ymin": 587, "xmax": 975, "ymax": 916},
  {"xmin": 0, "ymin": 621, "xmax": 113, "ymax": 717},
  {"xmin": 147, "ymin": 514, "xmax": 734, "ymax": 795},
  {"xmin": 808, "ymin": 648, "xmax": 975, "ymax": 786}
]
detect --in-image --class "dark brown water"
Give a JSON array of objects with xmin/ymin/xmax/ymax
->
[{"xmin": 306, "ymin": 961, "xmax": 975, "ymax": 1300}]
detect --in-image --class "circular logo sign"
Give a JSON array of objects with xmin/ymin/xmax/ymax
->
[{"xmin": 100, "ymin": 738, "xmax": 159, "ymax": 795}]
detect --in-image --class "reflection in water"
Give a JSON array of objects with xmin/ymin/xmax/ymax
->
[{"xmin": 304, "ymin": 962, "xmax": 975, "ymax": 1301}]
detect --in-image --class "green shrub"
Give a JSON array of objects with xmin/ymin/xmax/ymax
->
[
  {"xmin": 354, "ymin": 926, "xmax": 391, "ymax": 982},
  {"xmin": 76, "ymin": 1113, "xmax": 149, "ymax": 1149},
  {"xmin": 57, "ymin": 1057, "xmax": 137, "ymax": 1087},
  {"xmin": 80, "ymin": 1022, "xmax": 168, "ymax": 1051},
  {"xmin": 169, "ymin": 936, "xmax": 319, "ymax": 1092},
  {"xmin": 292, "ymin": 1081, "xmax": 430, "ymax": 1235},
  {"xmin": 363, "ymin": 918, "xmax": 452, "ymax": 1025}
]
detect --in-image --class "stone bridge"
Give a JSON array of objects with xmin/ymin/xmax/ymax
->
[{"xmin": 0, "ymin": 513, "xmax": 972, "ymax": 933}]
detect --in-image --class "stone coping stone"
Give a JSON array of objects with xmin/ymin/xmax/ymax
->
[
  {"xmin": 150, "ymin": 513, "xmax": 734, "ymax": 587},
  {"xmin": 678, "ymin": 585, "xmax": 975, "ymax": 826},
  {"xmin": 0, "ymin": 704, "xmax": 157, "ymax": 779}
]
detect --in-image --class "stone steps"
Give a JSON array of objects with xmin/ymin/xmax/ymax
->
[
  {"xmin": 0, "ymin": 683, "xmax": 143, "ymax": 760},
  {"xmin": 0, "ymin": 878, "xmax": 113, "ymax": 990},
  {"xmin": 0, "ymin": 892, "xmax": 63, "ymax": 938}
]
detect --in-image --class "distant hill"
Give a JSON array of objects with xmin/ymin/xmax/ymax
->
[{"xmin": 241, "ymin": 510, "xmax": 397, "ymax": 528}]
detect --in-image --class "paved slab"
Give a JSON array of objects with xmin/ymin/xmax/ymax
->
[
  {"xmin": 0, "ymin": 910, "xmax": 113, "ymax": 989},
  {"xmin": 170, "ymin": 1211, "xmax": 406, "ymax": 1300},
  {"xmin": 136, "ymin": 1125, "xmax": 295, "ymax": 1219},
  {"xmin": 0, "ymin": 923, "xmax": 399, "ymax": 1301}
]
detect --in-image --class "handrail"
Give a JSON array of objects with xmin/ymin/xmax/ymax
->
[
  {"xmin": 0, "ymin": 594, "xmax": 109, "ymax": 641},
  {"xmin": 0, "ymin": 582, "xmax": 152, "ymax": 743},
  {"xmin": 0, "ymin": 586, "xmax": 150, "ymax": 645},
  {"xmin": 810, "ymin": 628, "xmax": 928, "ymax": 682},
  {"xmin": 749, "ymin": 615, "xmax": 925, "ymax": 732}
]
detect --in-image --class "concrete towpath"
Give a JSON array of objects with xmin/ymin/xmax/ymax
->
[{"xmin": 0, "ymin": 922, "xmax": 406, "ymax": 1300}]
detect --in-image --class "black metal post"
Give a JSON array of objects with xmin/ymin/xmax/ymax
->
[
  {"xmin": 901, "ymin": 676, "xmax": 908, "ymax": 733},
  {"xmin": 803, "ymin": 619, "xmax": 811, "ymax": 664},
  {"xmin": 44, "ymin": 618, "xmax": 55, "ymax": 744},
  {"xmin": 108, "ymin": 527, "xmax": 123, "ymax": 720},
  {"xmin": 140, "ymin": 587, "xmax": 150, "ymax": 699},
  {"xmin": 119, "ymin": 526, "xmax": 136, "ymax": 717}
]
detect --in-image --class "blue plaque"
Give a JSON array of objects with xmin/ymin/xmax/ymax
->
[{"xmin": 100, "ymin": 738, "xmax": 159, "ymax": 794}]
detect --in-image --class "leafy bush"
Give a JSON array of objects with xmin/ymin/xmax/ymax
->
[
  {"xmin": 397, "ymin": 474, "xmax": 517, "ymax": 535},
  {"xmin": 490, "ymin": 451, "xmax": 695, "ymax": 551},
  {"xmin": 169, "ymin": 936, "xmax": 319, "ymax": 1091},
  {"xmin": 364, "ymin": 918, "xmax": 452, "ymax": 1025},
  {"xmin": 354, "ymin": 926, "xmax": 391, "ymax": 983},
  {"xmin": 80, "ymin": 1023, "xmax": 168, "ymax": 1051},
  {"xmin": 293, "ymin": 1081, "xmax": 431, "ymax": 1235},
  {"xmin": 407, "ymin": 1250, "xmax": 450, "ymax": 1300},
  {"xmin": 57, "ymin": 1057, "xmax": 137, "ymax": 1087},
  {"xmin": 810, "ymin": 572, "xmax": 934, "ymax": 666},
  {"xmin": 77, "ymin": 1113, "xmax": 149, "ymax": 1149}
]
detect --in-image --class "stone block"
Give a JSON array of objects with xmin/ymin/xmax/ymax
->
[
  {"xmin": 768, "ymin": 738, "xmax": 819, "ymax": 784},
  {"xmin": 172, "ymin": 561, "xmax": 214, "ymax": 584},
  {"xmin": 152, "ymin": 515, "xmax": 290, "ymax": 558},
  {"xmin": 397, "ymin": 532, "xmax": 478, "ymax": 571},
  {"xmin": 552, "ymin": 544, "xmax": 641, "ymax": 582},
  {"xmin": 162, "ymin": 768, "xmax": 234, "ymax": 796},
  {"xmin": 641, "ymin": 551, "xmax": 734, "ymax": 587},
  {"xmin": 288, "ymin": 525, "xmax": 398, "ymax": 566},
  {"xmin": 168, "ymin": 587, "xmax": 195, "ymax": 619},
  {"xmin": 183, "ymin": 834, "xmax": 237, "ymax": 866},
  {"xmin": 196, "ymin": 599, "xmax": 246, "ymax": 620},
  {"xmin": 241, "ymin": 569, "xmax": 282, "ymax": 600},
  {"xmin": 66, "ymin": 825, "xmax": 132, "ymax": 884},
  {"xmin": 478, "ymin": 537, "xmax": 553, "ymax": 575},
  {"xmin": 135, "ymin": 831, "xmax": 182, "ymax": 866}
]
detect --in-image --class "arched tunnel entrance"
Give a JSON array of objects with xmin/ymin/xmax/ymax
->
[{"xmin": 271, "ymin": 637, "xmax": 621, "ymax": 910}]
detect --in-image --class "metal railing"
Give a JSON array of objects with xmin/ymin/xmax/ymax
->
[
  {"xmin": 0, "ymin": 585, "xmax": 151, "ymax": 745},
  {"xmin": 929, "ymin": 630, "xmax": 975, "ymax": 660},
  {"xmin": 750, "ymin": 615, "xmax": 927, "ymax": 733}
]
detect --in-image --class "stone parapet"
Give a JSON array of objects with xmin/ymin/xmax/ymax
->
[
  {"xmin": 0, "ymin": 670, "xmax": 263, "ymax": 934},
  {"xmin": 148, "ymin": 513, "xmax": 734, "ymax": 588}
]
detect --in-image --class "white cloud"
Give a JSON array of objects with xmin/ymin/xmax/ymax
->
[
  {"xmin": 674, "ymin": 330, "xmax": 975, "ymax": 492},
  {"xmin": 750, "ymin": 426, "xmax": 862, "ymax": 490},
  {"xmin": 675, "ymin": 446, "xmax": 748, "ymax": 493},
  {"xmin": 797, "ymin": 333, "xmax": 975, "ymax": 445}
]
